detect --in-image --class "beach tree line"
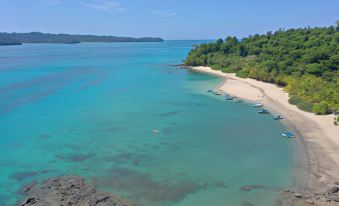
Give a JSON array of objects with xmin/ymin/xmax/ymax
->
[{"xmin": 185, "ymin": 23, "xmax": 339, "ymax": 114}]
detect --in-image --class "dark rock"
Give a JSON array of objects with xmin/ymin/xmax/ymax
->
[
  {"xmin": 294, "ymin": 193, "xmax": 302, "ymax": 198},
  {"xmin": 304, "ymin": 194, "xmax": 311, "ymax": 199},
  {"xmin": 10, "ymin": 172, "xmax": 39, "ymax": 181},
  {"xmin": 89, "ymin": 194, "xmax": 111, "ymax": 206},
  {"xmin": 327, "ymin": 186, "xmax": 339, "ymax": 194},
  {"xmin": 17, "ymin": 176, "xmax": 129, "ymax": 206},
  {"xmin": 304, "ymin": 199, "xmax": 314, "ymax": 204},
  {"xmin": 19, "ymin": 181, "xmax": 38, "ymax": 194},
  {"xmin": 242, "ymin": 202, "xmax": 255, "ymax": 206},
  {"xmin": 22, "ymin": 197, "xmax": 37, "ymax": 205},
  {"xmin": 328, "ymin": 195, "xmax": 339, "ymax": 202},
  {"xmin": 241, "ymin": 186, "xmax": 252, "ymax": 191},
  {"xmin": 319, "ymin": 196, "xmax": 327, "ymax": 202}
]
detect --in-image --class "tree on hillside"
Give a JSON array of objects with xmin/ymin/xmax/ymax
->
[{"xmin": 185, "ymin": 23, "xmax": 339, "ymax": 114}]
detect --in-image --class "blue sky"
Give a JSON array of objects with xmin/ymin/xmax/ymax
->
[{"xmin": 1, "ymin": 0, "xmax": 338, "ymax": 39}]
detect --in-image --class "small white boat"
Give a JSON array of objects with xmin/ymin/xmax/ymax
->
[
  {"xmin": 281, "ymin": 132, "xmax": 295, "ymax": 138},
  {"xmin": 252, "ymin": 103, "xmax": 263, "ymax": 107},
  {"xmin": 152, "ymin": 129, "xmax": 159, "ymax": 133}
]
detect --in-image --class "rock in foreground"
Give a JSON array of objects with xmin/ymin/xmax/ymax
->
[{"xmin": 17, "ymin": 176, "xmax": 129, "ymax": 206}]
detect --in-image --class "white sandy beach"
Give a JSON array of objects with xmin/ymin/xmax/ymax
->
[{"xmin": 191, "ymin": 66, "xmax": 339, "ymax": 193}]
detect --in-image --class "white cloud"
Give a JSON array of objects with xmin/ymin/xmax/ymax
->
[
  {"xmin": 84, "ymin": 0, "xmax": 127, "ymax": 13},
  {"xmin": 153, "ymin": 9, "xmax": 176, "ymax": 18}
]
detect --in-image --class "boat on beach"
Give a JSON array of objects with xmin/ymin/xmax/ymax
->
[
  {"xmin": 213, "ymin": 91, "xmax": 221, "ymax": 95},
  {"xmin": 225, "ymin": 96, "xmax": 234, "ymax": 100},
  {"xmin": 281, "ymin": 132, "xmax": 295, "ymax": 138},
  {"xmin": 274, "ymin": 116, "xmax": 283, "ymax": 120},
  {"xmin": 252, "ymin": 103, "xmax": 263, "ymax": 107}
]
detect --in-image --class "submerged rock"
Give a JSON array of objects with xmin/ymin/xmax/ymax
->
[
  {"xmin": 241, "ymin": 186, "xmax": 252, "ymax": 191},
  {"xmin": 19, "ymin": 181, "xmax": 38, "ymax": 194},
  {"xmin": 17, "ymin": 176, "xmax": 129, "ymax": 206},
  {"xmin": 242, "ymin": 202, "xmax": 255, "ymax": 206}
]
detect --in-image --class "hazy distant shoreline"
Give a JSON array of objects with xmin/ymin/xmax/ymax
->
[{"xmin": 0, "ymin": 32, "xmax": 164, "ymax": 45}]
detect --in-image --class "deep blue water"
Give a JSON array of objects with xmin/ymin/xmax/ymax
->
[{"xmin": 0, "ymin": 41, "xmax": 293, "ymax": 206}]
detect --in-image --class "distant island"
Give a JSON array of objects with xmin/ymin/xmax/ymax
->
[
  {"xmin": 185, "ymin": 22, "xmax": 339, "ymax": 115},
  {"xmin": 0, "ymin": 36, "xmax": 22, "ymax": 46},
  {"xmin": 0, "ymin": 32, "xmax": 164, "ymax": 45}
]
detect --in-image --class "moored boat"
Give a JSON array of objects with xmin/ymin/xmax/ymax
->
[
  {"xmin": 258, "ymin": 109, "xmax": 270, "ymax": 114},
  {"xmin": 281, "ymin": 132, "xmax": 295, "ymax": 138},
  {"xmin": 252, "ymin": 103, "xmax": 263, "ymax": 107}
]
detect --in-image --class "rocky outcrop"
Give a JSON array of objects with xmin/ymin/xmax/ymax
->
[
  {"xmin": 283, "ymin": 185, "xmax": 339, "ymax": 205},
  {"xmin": 17, "ymin": 176, "xmax": 129, "ymax": 206}
]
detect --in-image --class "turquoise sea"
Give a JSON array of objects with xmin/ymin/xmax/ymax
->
[{"xmin": 0, "ymin": 41, "xmax": 293, "ymax": 206}]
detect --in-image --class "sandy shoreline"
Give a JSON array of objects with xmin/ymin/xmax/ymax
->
[{"xmin": 190, "ymin": 66, "xmax": 339, "ymax": 204}]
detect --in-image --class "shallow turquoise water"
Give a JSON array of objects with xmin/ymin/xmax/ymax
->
[{"xmin": 0, "ymin": 41, "xmax": 293, "ymax": 206}]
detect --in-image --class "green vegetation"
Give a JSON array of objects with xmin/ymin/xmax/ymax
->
[
  {"xmin": 334, "ymin": 116, "xmax": 339, "ymax": 126},
  {"xmin": 185, "ymin": 23, "xmax": 339, "ymax": 114},
  {"xmin": 288, "ymin": 96, "xmax": 314, "ymax": 113},
  {"xmin": 0, "ymin": 32, "xmax": 164, "ymax": 45},
  {"xmin": 0, "ymin": 36, "xmax": 22, "ymax": 45}
]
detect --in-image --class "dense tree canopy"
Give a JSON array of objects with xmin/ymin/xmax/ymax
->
[
  {"xmin": 185, "ymin": 24, "xmax": 339, "ymax": 114},
  {"xmin": 0, "ymin": 32, "xmax": 164, "ymax": 45},
  {"xmin": 0, "ymin": 36, "xmax": 22, "ymax": 45}
]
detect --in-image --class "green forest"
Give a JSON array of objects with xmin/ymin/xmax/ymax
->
[
  {"xmin": 0, "ymin": 36, "xmax": 22, "ymax": 45},
  {"xmin": 185, "ymin": 23, "xmax": 339, "ymax": 115},
  {"xmin": 0, "ymin": 32, "xmax": 163, "ymax": 45}
]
